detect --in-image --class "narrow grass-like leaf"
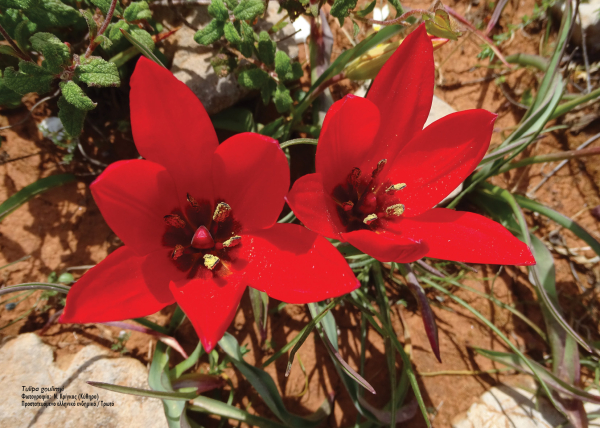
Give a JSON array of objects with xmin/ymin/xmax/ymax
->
[
  {"xmin": 473, "ymin": 348, "xmax": 600, "ymax": 403},
  {"xmin": 102, "ymin": 321, "xmax": 188, "ymax": 359},
  {"xmin": 88, "ymin": 381, "xmax": 197, "ymax": 401},
  {"xmin": 0, "ymin": 255, "xmax": 31, "ymax": 270},
  {"xmin": 188, "ymin": 396, "xmax": 287, "ymax": 428},
  {"xmin": 171, "ymin": 343, "xmax": 203, "ymax": 379},
  {"xmin": 119, "ymin": 28, "xmax": 165, "ymax": 67},
  {"xmin": 149, "ymin": 342, "xmax": 186, "ymax": 428},
  {"xmin": 171, "ymin": 373, "xmax": 224, "ymax": 393},
  {"xmin": 248, "ymin": 287, "xmax": 268, "ymax": 341},
  {"xmin": 133, "ymin": 316, "xmax": 169, "ymax": 335},
  {"xmin": 0, "ymin": 282, "xmax": 70, "ymax": 297},
  {"xmin": 0, "ymin": 174, "xmax": 76, "ymax": 221}
]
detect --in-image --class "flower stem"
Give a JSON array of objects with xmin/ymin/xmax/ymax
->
[
  {"xmin": 84, "ymin": 0, "xmax": 119, "ymax": 59},
  {"xmin": 550, "ymin": 85, "xmax": 600, "ymax": 120},
  {"xmin": 0, "ymin": 23, "xmax": 33, "ymax": 62},
  {"xmin": 279, "ymin": 138, "xmax": 318, "ymax": 150}
]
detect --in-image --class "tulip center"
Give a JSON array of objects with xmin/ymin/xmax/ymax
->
[
  {"xmin": 162, "ymin": 194, "xmax": 242, "ymax": 279},
  {"xmin": 332, "ymin": 159, "xmax": 406, "ymax": 232}
]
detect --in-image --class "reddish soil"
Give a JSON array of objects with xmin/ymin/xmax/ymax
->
[{"xmin": 1, "ymin": 0, "xmax": 600, "ymax": 427}]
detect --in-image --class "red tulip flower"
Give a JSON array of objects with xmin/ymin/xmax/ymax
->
[
  {"xmin": 60, "ymin": 57, "xmax": 359, "ymax": 351},
  {"xmin": 287, "ymin": 25, "xmax": 534, "ymax": 266}
]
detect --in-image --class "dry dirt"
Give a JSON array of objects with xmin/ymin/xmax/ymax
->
[{"xmin": 1, "ymin": 0, "xmax": 600, "ymax": 427}]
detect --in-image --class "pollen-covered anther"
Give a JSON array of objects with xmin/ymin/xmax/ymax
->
[
  {"xmin": 372, "ymin": 159, "xmax": 387, "ymax": 177},
  {"xmin": 172, "ymin": 244, "xmax": 185, "ymax": 260},
  {"xmin": 363, "ymin": 213, "xmax": 378, "ymax": 225},
  {"xmin": 223, "ymin": 235, "xmax": 241, "ymax": 248},
  {"xmin": 187, "ymin": 193, "xmax": 200, "ymax": 209},
  {"xmin": 386, "ymin": 204, "xmax": 405, "ymax": 216},
  {"xmin": 191, "ymin": 225, "xmax": 215, "ymax": 249},
  {"xmin": 213, "ymin": 202, "xmax": 231, "ymax": 222},
  {"xmin": 203, "ymin": 254, "xmax": 220, "ymax": 270},
  {"xmin": 347, "ymin": 167, "xmax": 361, "ymax": 186},
  {"xmin": 341, "ymin": 201, "xmax": 354, "ymax": 211},
  {"xmin": 385, "ymin": 183, "xmax": 407, "ymax": 193},
  {"xmin": 164, "ymin": 214, "xmax": 186, "ymax": 228}
]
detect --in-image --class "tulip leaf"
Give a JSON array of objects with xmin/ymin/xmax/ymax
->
[
  {"xmin": 0, "ymin": 282, "xmax": 71, "ymax": 298},
  {"xmin": 0, "ymin": 174, "xmax": 76, "ymax": 222},
  {"xmin": 208, "ymin": 0, "xmax": 229, "ymax": 21},
  {"xmin": 189, "ymin": 396, "xmax": 286, "ymax": 428},
  {"xmin": 58, "ymin": 95, "xmax": 86, "ymax": 137},
  {"xmin": 170, "ymin": 343, "xmax": 203, "ymax": 379},
  {"xmin": 75, "ymin": 57, "xmax": 120, "ymax": 87},
  {"xmin": 194, "ymin": 19, "xmax": 225, "ymax": 45},
  {"xmin": 232, "ymin": 0, "xmax": 265, "ymax": 21},
  {"xmin": 88, "ymin": 381, "xmax": 198, "ymax": 401},
  {"xmin": 248, "ymin": 287, "xmax": 268, "ymax": 340},
  {"xmin": 219, "ymin": 332, "xmax": 331, "ymax": 427},
  {"xmin": 473, "ymin": 348, "xmax": 600, "ymax": 404},
  {"xmin": 211, "ymin": 107, "xmax": 256, "ymax": 132},
  {"xmin": 149, "ymin": 342, "xmax": 186, "ymax": 428}
]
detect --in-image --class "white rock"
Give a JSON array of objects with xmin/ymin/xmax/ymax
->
[
  {"xmin": 162, "ymin": 1, "xmax": 299, "ymax": 114},
  {"xmin": 0, "ymin": 333, "xmax": 166, "ymax": 428},
  {"xmin": 552, "ymin": 0, "xmax": 600, "ymax": 57},
  {"xmin": 451, "ymin": 385, "xmax": 564, "ymax": 428}
]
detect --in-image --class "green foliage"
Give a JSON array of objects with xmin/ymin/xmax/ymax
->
[
  {"xmin": 124, "ymin": 1, "xmax": 152, "ymax": 21},
  {"xmin": 0, "ymin": 74, "xmax": 22, "ymax": 107},
  {"xmin": 14, "ymin": 19, "xmax": 37, "ymax": 52},
  {"xmin": 57, "ymin": 95, "xmax": 86, "ymax": 137},
  {"xmin": 194, "ymin": 19, "xmax": 225, "ymax": 45},
  {"xmin": 208, "ymin": 0, "xmax": 229, "ymax": 21},
  {"xmin": 224, "ymin": 0, "xmax": 238, "ymax": 9},
  {"xmin": 232, "ymin": 0, "xmax": 265, "ymax": 21},
  {"xmin": 75, "ymin": 57, "xmax": 120, "ymax": 87},
  {"xmin": 4, "ymin": 61, "xmax": 54, "ymax": 95},
  {"xmin": 210, "ymin": 52, "xmax": 237, "ymax": 77},
  {"xmin": 89, "ymin": 0, "xmax": 123, "ymax": 17},
  {"xmin": 79, "ymin": 9, "xmax": 98, "ymax": 39},
  {"xmin": 59, "ymin": 81, "xmax": 96, "ymax": 111},
  {"xmin": 257, "ymin": 31, "xmax": 275, "ymax": 65},
  {"xmin": 330, "ymin": 0, "xmax": 358, "ymax": 26},
  {"xmin": 237, "ymin": 67, "xmax": 268, "ymax": 89},
  {"xmin": 354, "ymin": 0, "xmax": 376, "ymax": 18},
  {"xmin": 274, "ymin": 83, "xmax": 292, "ymax": 113},
  {"xmin": 260, "ymin": 78, "xmax": 276, "ymax": 105},
  {"xmin": 274, "ymin": 51, "xmax": 302, "ymax": 82},
  {"xmin": 0, "ymin": 45, "xmax": 21, "ymax": 59},
  {"xmin": 30, "ymin": 32, "xmax": 70, "ymax": 73},
  {"xmin": 130, "ymin": 27, "xmax": 154, "ymax": 51},
  {"xmin": 94, "ymin": 34, "xmax": 112, "ymax": 49},
  {"xmin": 0, "ymin": 9, "xmax": 22, "ymax": 37},
  {"xmin": 23, "ymin": 0, "xmax": 81, "ymax": 30},
  {"xmin": 223, "ymin": 21, "xmax": 241, "ymax": 44},
  {"xmin": 238, "ymin": 20, "xmax": 255, "ymax": 57}
]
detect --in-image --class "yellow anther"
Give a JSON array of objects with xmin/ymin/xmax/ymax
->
[
  {"xmin": 172, "ymin": 244, "xmax": 184, "ymax": 260},
  {"xmin": 213, "ymin": 202, "xmax": 231, "ymax": 222},
  {"xmin": 386, "ymin": 204, "xmax": 405, "ymax": 216},
  {"xmin": 386, "ymin": 183, "xmax": 407, "ymax": 193},
  {"xmin": 223, "ymin": 235, "xmax": 241, "ymax": 248},
  {"xmin": 363, "ymin": 214, "xmax": 378, "ymax": 225},
  {"xmin": 203, "ymin": 254, "xmax": 220, "ymax": 270},
  {"xmin": 372, "ymin": 159, "xmax": 387, "ymax": 177}
]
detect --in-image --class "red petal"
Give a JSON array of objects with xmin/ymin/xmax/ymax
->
[
  {"xmin": 316, "ymin": 95, "xmax": 380, "ymax": 193},
  {"xmin": 387, "ymin": 109, "xmax": 497, "ymax": 216},
  {"xmin": 240, "ymin": 224, "xmax": 359, "ymax": 303},
  {"xmin": 366, "ymin": 24, "xmax": 434, "ymax": 158},
  {"xmin": 60, "ymin": 247, "xmax": 176, "ymax": 324},
  {"xmin": 169, "ymin": 277, "xmax": 246, "ymax": 352},
  {"xmin": 91, "ymin": 159, "xmax": 180, "ymax": 256},
  {"xmin": 130, "ymin": 57, "xmax": 218, "ymax": 203},
  {"xmin": 393, "ymin": 208, "xmax": 536, "ymax": 265},
  {"xmin": 212, "ymin": 133, "xmax": 289, "ymax": 231},
  {"xmin": 341, "ymin": 229, "xmax": 428, "ymax": 263},
  {"xmin": 286, "ymin": 173, "xmax": 343, "ymax": 239}
]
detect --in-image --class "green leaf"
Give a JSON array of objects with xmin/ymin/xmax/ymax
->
[
  {"xmin": 118, "ymin": 28, "xmax": 165, "ymax": 67},
  {"xmin": 3, "ymin": 62, "xmax": 54, "ymax": 95},
  {"xmin": 79, "ymin": 9, "xmax": 98, "ymax": 39},
  {"xmin": 0, "ymin": 9, "xmax": 22, "ymax": 38},
  {"xmin": 0, "ymin": 45, "xmax": 21, "ymax": 59},
  {"xmin": 24, "ymin": 0, "xmax": 81, "ymax": 29},
  {"xmin": 237, "ymin": 67, "xmax": 268, "ymax": 89},
  {"xmin": 233, "ymin": 0, "xmax": 265, "ymax": 21},
  {"xmin": 149, "ymin": 342, "xmax": 186, "ymax": 428},
  {"xmin": 194, "ymin": 19, "xmax": 224, "ymax": 45},
  {"xmin": 224, "ymin": 0, "xmax": 238, "ymax": 10},
  {"xmin": 123, "ymin": 1, "xmax": 152, "ymax": 21},
  {"xmin": 0, "ymin": 75, "xmax": 22, "ymax": 107},
  {"xmin": 257, "ymin": 31, "xmax": 275, "ymax": 65},
  {"xmin": 248, "ymin": 287, "xmax": 268, "ymax": 340},
  {"xmin": 89, "ymin": 0, "xmax": 123, "ymax": 17},
  {"xmin": 14, "ymin": 19, "xmax": 36, "ymax": 52},
  {"xmin": 273, "ymin": 83, "xmax": 292, "ymax": 113},
  {"xmin": 108, "ymin": 20, "xmax": 129, "ymax": 43},
  {"xmin": 130, "ymin": 27, "xmax": 154, "ymax": 51},
  {"xmin": 211, "ymin": 107, "xmax": 255, "ymax": 132},
  {"xmin": 423, "ymin": 9, "xmax": 461, "ymax": 41},
  {"xmin": 223, "ymin": 21, "xmax": 241, "ymax": 44},
  {"xmin": 260, "ymin": 77, "xmax": 276, "ymax": 105},
  {"xmin": 354, "ymin": 0, "xmax": 375, "ymax": 18},
  {"xmin": 208, "ymin": 0, "xmax": 229, "ymax": 21},
  {"xmin": 59, "ymin": 81, "xmax": 96, "ymax": 111},
  {"xmin": 75, "ymin": 57, "xmax": 120, "ymax": 87},
  {"xmin": 330, "ymin": 0, "xmax": 357, "ymax": 25},
  {"xmin": 57, "ymin": 95, "xmax": 86, "ymax": 137},
  {"xmin": 189, "ymin": 396, "xmax": 286, "ymax": 428},
  {"xmin": 238, "ymin": 20, "xmax": 255, "ymax": 57},
  {"xmin": 0, "ymin": 174, "xmax": 75, "ymax": 221},
  {"xmin": 0, "ymin": 0, "xmax": 34, "ymax": 10},
  {"xmin": 352, "ymin": 20, "xmax": 359, "ymax": 38},
  {"xmin": 30, "ymin": 32, "xmax": 70, "ymax": 73},
  {"xmin": 210, "ymin": 51, "xmax": 237, "ymax": 76},
  {"xmin": 94, "ymin": 34, "xmax": 113, "ymax": 49},
  {"xmin": 274, "ymin": 50, "xmax": 291, "ymax": 79},
  {"xmin": 88, "ymin": 381, "xmax": 197, "ymax": 401}
]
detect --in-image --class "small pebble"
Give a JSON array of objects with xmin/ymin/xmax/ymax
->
[{"xmin": 5, "ymin": 303, "xmax": 16, "ymax": 311}]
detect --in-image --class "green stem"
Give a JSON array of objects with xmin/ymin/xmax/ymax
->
[
  {"xmin": 505, "ymin": 53, "xmax": 548, "ymax": 71},
  {"xmin": 279, "ymin": 138, "xmax": 318, "ymax": 150},
  {"xmin": 550, "ymin": 86, "xmax": 600, "ymax": 120}
]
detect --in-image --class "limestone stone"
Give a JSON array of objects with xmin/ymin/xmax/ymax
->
[
  {"xmin": 161, "ymin": 1, "xmax": 299, "ymax": 114},
  {"xmin": 552, "ymin": 0, "xmax": 600, "ymax": 58},
  {"xmin": 451, "ymin": 385, "xmax": 564, "ymax": 428},
  {"xmin": 0, "ymin": 333, "xmax": 166, "ymax": 428}
]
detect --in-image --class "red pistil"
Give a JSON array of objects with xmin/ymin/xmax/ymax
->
[{"xmin": 191, "ymin": 225, "xmax": 215, "ymax": 249}]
